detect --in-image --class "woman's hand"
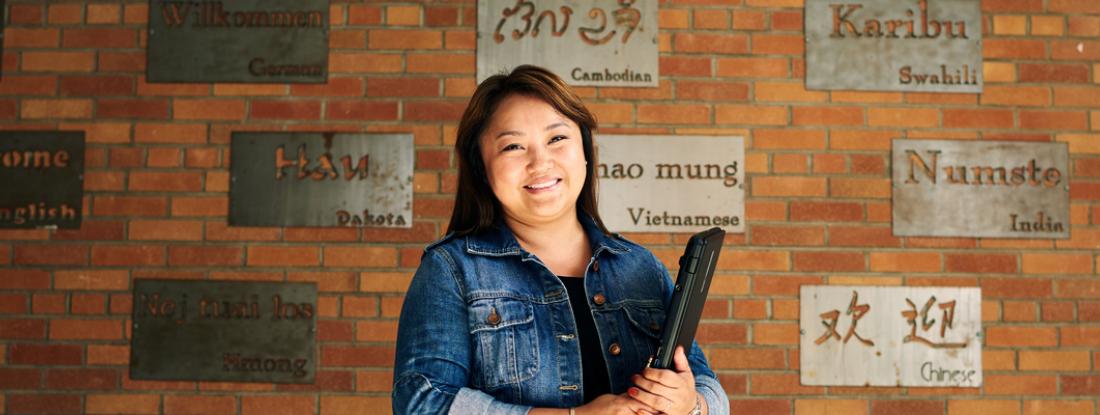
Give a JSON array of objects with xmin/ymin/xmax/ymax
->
[
  {"xmin": 627, "ymin": 346, "xmax": 700, "ymax": 415},
  {"xmin": 574, "ymin": 393, "xmax": 659, "ymax": 415}
]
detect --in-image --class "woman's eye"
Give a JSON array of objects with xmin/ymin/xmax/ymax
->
[
  {"xmin": 549, "ymin": 135, "xmax": 568, "ymax": 144},
  {"xmin": 502, "ymin": 143, "xmax": 522, "ymax": 152}
]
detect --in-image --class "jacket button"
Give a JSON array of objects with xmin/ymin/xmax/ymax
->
[
  {"xmin": 487, "ymin": 308, "xmax": 501, "ymax": 326},
  {"xmin": 593, "ymin": 260, "xmax": 600, "ymax": 272},
  {"xmin": 592, "ymin": 293, "xmax": 606, "ymax": 305},
  {"xmin": 649, "ymin": 322, "xmax": 660, "ymax": 331},
  {"xmin": 608, "ymin": 342, "xmax": 621, "ymax": 356}
]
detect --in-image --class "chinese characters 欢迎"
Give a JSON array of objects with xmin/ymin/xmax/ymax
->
[{"xmin": 815, "ymin": 290, "xmax": 875, "ymax": 347}]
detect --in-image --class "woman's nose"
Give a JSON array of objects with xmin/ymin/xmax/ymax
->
[{"xmin": 526, "ymin": 145, "xmax": 553, "ymax": 173}]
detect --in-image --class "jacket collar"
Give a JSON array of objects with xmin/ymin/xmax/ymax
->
[{"xmin": 465, "ymin": 214, "xmax": 630, "ymax": 257}]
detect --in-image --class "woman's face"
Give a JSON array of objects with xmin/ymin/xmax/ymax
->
[{"xmin": 479, "ymin": 94, "xmax": 587, "ymax": 227}]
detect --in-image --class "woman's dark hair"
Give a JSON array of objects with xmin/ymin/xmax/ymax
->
[{"xmin": 447, "ymin": 65, "xmax": 609, "ymax": 236}]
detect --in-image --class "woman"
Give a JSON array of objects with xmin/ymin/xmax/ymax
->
[{"xmin": 392, "ymin": 65, "xmax": 729, "ymax": 415}]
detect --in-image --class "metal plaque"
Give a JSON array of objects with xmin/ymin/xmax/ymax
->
[
  {"xmin": 806, "ymin": 0, "xmax": 982, "ymax": 93},
  {"xmin": 0, "ymin": 131, "xmax": 84, "ymax": 229},
  {"xmin": 596, "ymin": 135, "xmax": 744, "ymax": 233},
  {"xmin": 131, "ymin": 279, "xmax": 317, "ymax": 383},
  {"xmin": 147, "ymin": 0, "xmax": 328, "ymax": 83},
  {"xmin": 800, "ymin": 285, "xmax": 982, "ymax": 387},
  {"xmin": 893, "ymin": 139, "xmax": 1069, "ymax": 238},
  {"xmin": 478, "ymin": 0, "xmax": 658, "ymax": 87},
  {"xmin": 230, "ymin": 132, "xmax": 413, "ymax": 228}
]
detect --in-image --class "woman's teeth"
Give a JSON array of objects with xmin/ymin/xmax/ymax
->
[{"xmin": 525, "ymin": 179, "xmax": 559, "ymax": 190}]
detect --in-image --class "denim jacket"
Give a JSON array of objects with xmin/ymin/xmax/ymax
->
[{"xmin": 392, "ymin": 216, "xmax": 729, "ymax": 414}]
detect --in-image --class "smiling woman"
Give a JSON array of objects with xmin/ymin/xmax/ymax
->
[{"xmin": 391, "ymin": 65, "xmax": 729, "ymax": 415}]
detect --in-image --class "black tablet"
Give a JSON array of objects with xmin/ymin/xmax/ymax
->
[{"xmin": 648, "ymin": 227, "xmax": 726, "ymax": 370}]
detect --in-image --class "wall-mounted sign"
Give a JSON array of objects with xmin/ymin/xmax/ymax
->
[
  {"xmin": 893, "ymin": 139, "xmax": 1069, "ymax": 238},
  {"xmin": 478, "ymin": 0, "xmax": 658, "ymax": 87},
  {"xmin": 131, "ymin": 280, "xmax": 317, "ymax": 383},
  {"xmin": 805, "ymin": 0, "xmax": 982, "ymax": 93},
  {"xmin": 147, "ymin": 0, "xmax": 328, "ymax": 83},
  {"xmin": 596, "ymin": 135, "xmax": 744, "ymax": 233},
  {"xmin": 800, "ymin": 285, "xmax": 982, "ymax": 387},
  {"xmin": 230, "ymin": 133, "xmax": 412, "ymax": 228},
  {"xmin": 0, "ymin": 131, "xmax": 84, "ymax": 229}
]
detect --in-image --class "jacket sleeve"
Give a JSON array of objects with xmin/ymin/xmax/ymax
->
[
  {"xmin": 652, "ymin": 251, "xmax": 731, "ymax": 415},
  {"xmin": 391, "ymin": 249, "xmax": 533, "ymax": 415}
]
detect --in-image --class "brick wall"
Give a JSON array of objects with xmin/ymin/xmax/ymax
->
[{"xmin": 1, "ymin": 0, "xmax": 1098, "ymax": 414}]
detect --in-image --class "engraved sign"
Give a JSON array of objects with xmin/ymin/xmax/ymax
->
[
  {"xmin": 800, "ymin": 285, "xmax": 982, "ymax": 387},
  {"xmin": 596, "ymin": 135, "xmax": 744, "ymax": 233},
  {"xmin": 806, "ymin": 0, "xmax": 982, "ymax": 93},
  {"xmin": 478, "ymin": 0, "xmax": 658, "ymax": 87},
  {"xmin": 230, "ymin": 133, "xmax": 412, "ymax": 228},
  {"xmin": 0, "ymin": 131, "xmax": 84, "ymax": 229},
  {"xmin": 147, "ymin": 0, "xmax": 328, "ymax": 83},
  {"xmin": 893, "ymin": 139, "xmax": 1069, "ymax": 238},
  {"xmin": 131, "ymin": 280, "xmax": 317, "ymax": 383}
]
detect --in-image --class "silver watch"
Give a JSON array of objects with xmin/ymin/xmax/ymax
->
[{"xmin": 686, "ymin": 395, "xmax": 702, "ymax": 415}]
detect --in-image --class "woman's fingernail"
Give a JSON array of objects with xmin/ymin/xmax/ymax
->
[{"xmin": 628, "ymin": 387, "xmax": 638, "ymax": 397}]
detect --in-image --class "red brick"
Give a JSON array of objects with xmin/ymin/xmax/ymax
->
[
  {"xmin": 986, "ymin": 326, "xmax": 1057, "ymax": 347},
  {"xmin": 241, "ymin": 395, "xmax": 315, "ymax": 415},
  {"xmin": 99, "ymin": 51, "xmax": 145, "ymax": 72},
  {"xmin": 60, "ymin": 75, "xmax": 133, "ymax": 96},
  {"xmin": 660, "ymin": 56, "xmax": 712, "ymax": 77},
  {"xmin": 792, "ymin": 107, "xmax": 863, "ymax": 126},
  {"xmin": 407, "ymin": 53, "xmax": 473, "ymax": 74},
  {"xmin": 752, "ymin": 374, "xmax": 822, "ymax": 395},
  {"xmin": 1062, "ymin": 327, "xmax": 1100, "ymax": 347},
  {"xmin": 168, "ymin": 246, "xmax": 243, "ymax": 267},
  {"xmin": 62, "ymin": 28, "xmax": 137, "ymax": 48},
  {"xmin": 347, "ymin": 5, "xmax": 382, "ymax": 25},
  {"xmin": 1068, "ymin": 16, "xmax": 1100, "ymax": 37},
  {"xmin": 793, "ymin": 251, "xmax": 864, "ymax": 272},
  {"xmin": 984, "ymin": 39, "xmax": 1046, "ymax": 59},
  {"xmin": 729, "ymin": 399, "xmax": 790, "ymax": 415},
  {"xmin": 368, "ymin": 29, "xmax": 441, "ymax": 50},
  {"xmin": 205, "ymin": 222, "xmax": 281, "ymax": 242},
  {"xmin": 425, "ymin": 6, "xmax": 459, "ymax": 26},
  {"xmin": 752, "ymin": 34, "xmax": 802, "ymax": 55},
  {"xmin": 1020, "ymin": 63, "xmax": 1089, "ymax": 84},
  {"xmin": 710, "ymin": 349, "xmax": 786, "ymax": 370},
  {"xmin": 53, "ymin": 219, "xmax": 124, "ymax": 241},
  {"xmin": 982, "ymin": 0, "xmax": 1042, "ymax": 12},
  {"xmin": 870, "ymin": 252, "xmax": 940, "ymax": 273},
  {"xmin": 982, "ymin": 278, "xmax": 1052, "ymax": 299},
  {"xmin": 674, "ymin": 33, "xmax": 748, "ymax": 54},
  {"xmin": 1020, "ymin": 110, "xmax": 1088, "ymax": 130},
  {"xmin": 55, "ymin": 270, "xmax": 129, "ymax": 290},
  {"xmin": 251, "ymin": 100, "xmax": 321, "ymax": 120},
  {"xmin": 733, "ymin": 10, "xmax": 766, "ymax": 30},
  {"xmin": 49, "ymin": 319, "xmax": 123, "ymax": 340},
  {"xmin": 7, "ymin": 394, "xmax": 81, "ymax": 414},
  {"xmin": 129, "ymin": 172, "xmax": 203, "ymax": 192},
  {"xmin": 247, "ymin": 246, "xmax": 319, "ymax": 267},
  {"xmin": 98, "ymin": 99, "xmax": 169, "ymax": 119},
  {"xmin": 0, "ymin": 368, "xmax": 41, "ymax": 389},
  {"xmin": 678, "ymin": 80, "xmax": 749, "ymax": 101},
  {"xmin": 945, "ymin": 253, "xmax": 1017, "ymax": 273},
  {"xmin": 23, "ymin": 51, "xmax": 97, "ymax": 72},
  {"xmin": 871, "ymin": 400, "xmax": 943, "ymax": 415},
  {"xmin": 790, "ymin": 201, "xmax": 863, "ymax": 222},
  {"xmin": 829, "ymin": 226, "xmax": 900, "ymax": 247},
  {"xmin": 10, "ymin": 4, "xmax": 44, "ymax": 24},
  {"xmin": 94, "ymin": 195, "xmax": 167, "ymax": 216},
  {"xmin": 771, "ymin": 10, "xmax": 803, "ymax": 31},
  {"xmin": 46, "ymin": 368, "xmax": 118, "ymax": 390},
  {"xmin": 0, "ymin": 269, "xmax": 50, "ymax": 289},
  {"xmin": 71, "ymin": 293, "xmax": 106, "ymax": 314},
  {"xmin": 321, "ymin": 346, "xmax": 395, "ymax": 367},
  {"xmin": 639, "ymin": 104, "xmax": 710, "ymax": 125},
  {"xmin": 10, "ymin": 343, "xmax": 82, "ymax": 365},
  {"xmin": 322, "ymin": 101, "xmax": 396, "ymax": 121},
  {"xmin": 751, "ymin": 225, "xmax": 824, "ymax": 246},
  {"xmin": 91, "ymin": 245, "xmax": 165, "ymax": 266},
  {"xmin": 366, "ymin": 77, "xmax": 438, "ymax": 97},
  {"xmin": 0, "ymin": 293, "xmax": 27, "ymax": 313},
  {"xmin": 717, "ymin": 57, "xmax": 789, "ymax": 78},
  {"xmin": 173, "ymin": 99, "xmax": 246, "ymax": 121},
  {"xmin": 164, "ymin": 395, "xmax": 236, "ymax": 415},
  {"xmin": 14, "ymin": 244, "xmax": 88, "ymax": 266},
  {"xmin": 278, "ymin": 370, "xmax": 354, "ymax": 393},
  {"xmin": 1071, "ymin": 182, "xmax": 1100, "ymax": 201},
  {"xmin": 868, "ymin": 107, "xmax": 939, "ymax": 127},
  {"xmin": 1063, "ymin": 376, "xmax": 1100, "ymax": 395},
  {"xmin": 86, "ymin": 394, "xmax": 160, "ymax": 414},
  {"xmin": 290, "ymin": 77, "xmax": 364, "ymax": 97},
  {"xmin": 716, "ymin": 104, "xmax": 788, "ymax": 125},
  {"xmin": 943, "ymin": 109, "xmax": 1014, "ymax": 129},
  {"xmin": 129, "ymin": 220, "xmax": 203, "ymax": 241},
  {"xmin": 323, "ymin": 247, "xmax": 398, "ymax": 268},
  {"xmin": 403, "ymin": 101, "xmax": 465, "ymax": 122},
  {"xmin": 752, "ymin": 176, "xmax": 826, "ymax": 197},
  {"xmin": 1053, "ymin": 40, "xmax": 1100, "ymax": 61}
]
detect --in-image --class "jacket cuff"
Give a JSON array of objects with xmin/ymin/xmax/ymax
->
[
  {"xmin": 450, "ymin": 387, "xmax": 533, "ymax": 415},
  {"xmin": 695, "ymin": 375, "xmax": 730, "ymax": 415}
]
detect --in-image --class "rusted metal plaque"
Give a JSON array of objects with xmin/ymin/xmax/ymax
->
[
  {"xmin": 230, "ymin": 132, "xmax": 412, "ymax": 228},
  {"xmin": 596, "ymin": 135, "xmax": 744, "ymax": 233},
  {"xmin": 800, "ymin": 285, "xmax": 982, "ymax": 387},
  {"xmin": 0, "ymin": 131, "xmax": 84, "ymax": 229},
  {"xmin": 147, "ymin": 0, "xmax": 328, "ymax": 83},
  {"xmin": 893, "ymin": 139, "xmax": 1069, "ymax": 238},
  {"xmin": 478, "ymin": 0, "xmax": 658, "ymax": 87},
  {"xmin": 131, "ymin": 280, "xmax": 317, "ymax": 383},
  {"xmin": 806, "ymin": 0, "xmax": 982, "ymax": 93}
]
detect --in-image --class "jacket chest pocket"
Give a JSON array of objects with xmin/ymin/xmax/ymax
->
[
  {"xmin": 623, "ymin": 303, "xmax": 665, "ymax": 360},
  {"xmin": 468, "ymin": 298, "xmax": 539, "ymax": 389}
]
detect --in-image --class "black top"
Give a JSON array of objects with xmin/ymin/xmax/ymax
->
[{"xmin": 558, "ymin": 275, "xmax": 611, "ymax": 403}]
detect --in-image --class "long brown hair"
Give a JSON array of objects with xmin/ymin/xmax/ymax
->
[{"xmin": 447, "ymin": 65, "xmax": 609, "ymax": 236}]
